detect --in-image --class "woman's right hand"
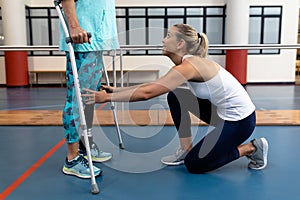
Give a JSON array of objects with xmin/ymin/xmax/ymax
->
[
  {"xmin": 101, "ymin": 85, "xmax": 115, "ymax": 93},
  {"xmin": 69, "ymin": 27, "xmax": 91, "ymax": 44}
]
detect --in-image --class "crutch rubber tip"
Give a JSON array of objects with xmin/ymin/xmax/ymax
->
[{"xmin": 91, "ymin": 184, "xmax": 100, "ymax": 194}]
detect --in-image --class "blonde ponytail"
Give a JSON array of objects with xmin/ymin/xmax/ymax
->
[{"xmin": 198, "ymin": 32, "xmax": 209, "ymax": 58}]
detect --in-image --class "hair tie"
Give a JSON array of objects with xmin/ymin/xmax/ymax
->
[{"xmin": 197, "ymin": 33, "xmax": 201, "ymax": 43}]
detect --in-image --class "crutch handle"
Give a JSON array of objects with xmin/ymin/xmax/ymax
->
[
  {"xmin": 66, "ymin": 32, "xmax": 92, "ymax": 44},
  {"xmin": 53, "ymin": 0, "xmax": 61, "ymax": 6},
  {"xmin": 54, "ymin": 0, "xmax": 78, "ymax": 6}
]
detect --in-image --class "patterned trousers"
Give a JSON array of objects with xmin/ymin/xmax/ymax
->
[{"xmin": 62, "ymin": 51, "xmax": 103, "ymax": 143}]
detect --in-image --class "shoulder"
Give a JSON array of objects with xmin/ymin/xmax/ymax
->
[
  {"xmin": 171, "ymin": 61, "xmax": 198, "ymax": 81},
  {"xmin": 173, "ymin": 60, "xmax": 195, "ymax": 71},
  {"xmin": 177, "ymin": 56, "xmax": 206, "ymax": 71},
  {"xmin": 180, "ymin": 56, "xmax": 220, "ymax": 81}
]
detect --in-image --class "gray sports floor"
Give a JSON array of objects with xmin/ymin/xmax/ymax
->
[{"xmin": 0, "ymin": 85, "xmax": 299, "ymax": 200}]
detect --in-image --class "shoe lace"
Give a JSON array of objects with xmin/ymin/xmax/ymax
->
[
  {"xmin": 79, "ymin": 156, "xmax": 89, "ymax": 168},
  {"xmin": 175, "ymin": 148, "xmax": 184, "ymax": 157}
]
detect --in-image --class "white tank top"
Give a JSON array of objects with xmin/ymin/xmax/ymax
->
[{"xmin": 183, "ymin": 55, "xmax": 255, "ymax": 121}]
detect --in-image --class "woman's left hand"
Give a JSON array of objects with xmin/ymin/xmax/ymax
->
[{"xmin": 82, "ymin": 88, "xmax": 108, "ymax": 104}]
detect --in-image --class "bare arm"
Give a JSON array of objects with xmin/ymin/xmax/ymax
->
[
  {"xmin": 62, "ymin": 0, "xmax": 90, "ymax": 43},
  {"xmin": 101, "ymin": 83, "xmax": 148, "ymax": 93},
  {"xmin": 84, "ymin": 62, "xmax": 197, "ymax": 103}
]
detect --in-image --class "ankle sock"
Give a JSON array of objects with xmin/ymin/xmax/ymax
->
[{"xmin": 68, "ymin": 155, "xmax": 80, "ymax": 163}]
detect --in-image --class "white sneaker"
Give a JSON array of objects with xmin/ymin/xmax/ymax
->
[
  {"xmin": 161, "ymin": 148, "xmax": 188, "ymax": 166},
  {"xmin": 247, "ymin": 137, "xmax": 269, "ymax": 170},
  {"xmin": 81, "ymin": 142, "xmax": 112, "ymax": 163},
  {"xmin": 62, "ymin": 154, "xmax": 102, "ymax": 179}
]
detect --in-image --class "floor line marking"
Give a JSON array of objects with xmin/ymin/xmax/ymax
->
[
  {"xmin": 0, "ymin": 104, "xmax": 64, "ymax": 111},
  {"xmin": 0, "ymin": 138, "xmax": 66, "ymax": 200}
]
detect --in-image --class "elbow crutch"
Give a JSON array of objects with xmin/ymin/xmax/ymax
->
[
  {"xmin": 54, "ymin": 0, "xmax": 124, "ymax": 150},
  {"xmin": 102, "ymin": 51, "xmax": 124, "ymax": 149},
  {"xmin": 54, "ymin": 0, "xmax": 99, "ymax": 194}
]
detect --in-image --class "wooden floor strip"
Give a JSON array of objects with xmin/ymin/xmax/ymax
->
[{"xmin": 0, "ymin": 110, "xmax": 299, "ymax": 126}]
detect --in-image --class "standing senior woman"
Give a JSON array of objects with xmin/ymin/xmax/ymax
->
[
  {"xmin": 60, "ymin": 0, "xmax": 119, "ymax": 178},
  {"xmin": 83, "ymin": 24, "xmax": 269, "ymax": 173}
]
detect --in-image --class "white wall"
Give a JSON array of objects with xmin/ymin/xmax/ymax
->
[
  {"xmin": 0, "ymin": 0, "xmax": 299, "ymax": 84},
  {"xmin": 26, "ymin": 0, "xmax": 225, "ymax": 7},
  {"xmin": 247, "ymin": 0, "xmax": 299, "ymax": 83},
  {"xmin": 114, "ymin": 0, "xmax": 299, "ymax": 83}
]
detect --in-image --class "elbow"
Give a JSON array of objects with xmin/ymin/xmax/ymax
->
[
  {"xmin": 135, "ymin": 90, "xmax": 155, "ymax": 101},
  {"xmin": 132, "ymin": 84, "xmax": 162, "ymax": 101},
  {"xmin": 142, "ymin": 92, "xmax": 153, "ymax": 100}
]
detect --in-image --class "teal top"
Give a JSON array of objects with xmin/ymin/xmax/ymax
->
[{"xmin": 59, "ymin": 0, "xmax": 119, "ymax": 52}]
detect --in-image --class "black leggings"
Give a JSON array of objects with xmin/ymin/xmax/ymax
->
[{"xmin": 167, "ymin": 88, "xmax": 256, "ymax": 173}]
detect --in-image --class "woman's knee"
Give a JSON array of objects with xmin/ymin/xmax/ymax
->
[
  {"xmin": 184, "ymin": 162, "xmax": 207, "ymax": 174},
  {"xmin": 167, "ymin": 91, "xmax": 176, "ymax": 103},
  {"xmin": 184, "ymin": 155, "xmax": 208, "ymax": 174}
]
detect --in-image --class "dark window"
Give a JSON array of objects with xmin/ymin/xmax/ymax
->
[
  {"xmin": 24, "ymin": 6, "xmax": 226, "ymax": 56},
  {"xmin": 116, "ymin": 6, "xmax": 226, "ymax": 55},
  {"xmin": 26, "ymin": 6, "xmax": 64, "ymax": 56},
  {"xmin": 249, "ymin": 6, "xmax": 282, "ymax": 54},
  {"xmin": 0, "ymin": 5, "xmax": 281, "ymax": 56}
]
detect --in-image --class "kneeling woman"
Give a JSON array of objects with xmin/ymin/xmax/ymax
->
[{"xmin": 83, "ymin": 24, "xmax": 268, "ymax": 173}]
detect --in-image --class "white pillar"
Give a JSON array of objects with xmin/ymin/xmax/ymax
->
[
  {"xmin": 1, "ymin": 0, "xmax": 29, "ymax": 86},
  {"xmin": 225, "ymin": 0, "xmax": 249, "ymax": 85},
  {"xmin": 225, "ymin": 0, "xmax": 249, "ymax": 44},
  {"xmin": 1, "ymin": 0, "xmax": 27, "ymax": 45}
]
